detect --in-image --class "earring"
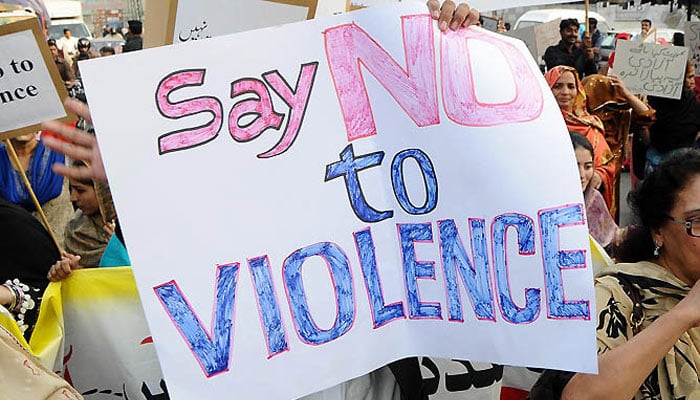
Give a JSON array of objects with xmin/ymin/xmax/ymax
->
[{"xmin": 653, "ymin": 242, "xmax": 661, "ymax": 258}]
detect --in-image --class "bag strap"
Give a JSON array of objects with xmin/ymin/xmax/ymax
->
[{"xmin": 615, "ymin": 274, "xmax": 645, "ymax": 335}]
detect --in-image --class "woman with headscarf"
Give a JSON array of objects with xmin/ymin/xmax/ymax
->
[{"xmin": 545, "ymin": 65, "xmax": 617, "ymax": 212}]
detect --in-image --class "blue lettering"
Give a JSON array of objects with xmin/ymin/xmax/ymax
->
[
  {"xmin": 391, "ymin": 149, "xmax": 438, "ymax": 215},
  {"xmin": 283, "ymin": 242, "xmax": 355, "ymax": 344},
  {"xmin": 153, "ymin": 263, "xmax": 239, "ymax": 377},
  {"xmin": 325, "ymin": 144, "xmax": 393, "ymax": 223},
  {"xmin": 438, "ymin": 219, "xmax": 494, "ymax": 321},
  {"xmin": 493, "ymin": 214, "xmax": 540, "ymax": 324},
  {"xmin": 248, "ymin": 256, "xmax": 289, "ymax": 357},
  {"xmin": 399, "ymin": 223, "xmax": 442, "ymax": 319},
  {"xmin": 354, "ymin": 228, "xmax": 405, "ymax": 328},
  {"xmin": 539, "ymin": 205, "xmax": 590, "ymax": 319}
]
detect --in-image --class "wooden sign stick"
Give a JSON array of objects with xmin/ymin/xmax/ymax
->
[{"xmin": 4, "ymin": 139, "xmax": 65, "ymax": 254}]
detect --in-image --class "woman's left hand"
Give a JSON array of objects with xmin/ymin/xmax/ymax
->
[
  {"xmin": 590, "ymin": 171, "xmax": 603, "ymax": 190},
  {"xmin": 48, "ymin": 254, "xmax": 82, "ymax": 282}
]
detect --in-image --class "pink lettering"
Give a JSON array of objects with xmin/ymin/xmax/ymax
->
[
  {"xmin": 440, "ymin": 29, "xmax": 543, "ymax": 126},
  {"xmin": 228, "ymin": 78, "xmax": 284, "ymax": 143},
  {"xmin": 155, "ymin": 69, "xmax": 224, "ymax": 154},
  {"xmin": 324, "ymin": 15, "xmax": 439, "ymax": 141},
  {"xmin": 260, "ymin": 62, "xmax": 319, "ymax": 158}
]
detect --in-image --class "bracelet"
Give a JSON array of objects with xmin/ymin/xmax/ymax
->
[
  {"xmin": 2, "ymin": 282, "xmax": 17, "ymax": 310},
  {"xmin": 3, "ymin": 279, "xmax": 35, "ymax": 333}
]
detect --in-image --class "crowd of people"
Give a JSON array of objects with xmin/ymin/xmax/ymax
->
[{"xmin": 2, "ymin": 1, "xmax": 700, "ymax": 399}]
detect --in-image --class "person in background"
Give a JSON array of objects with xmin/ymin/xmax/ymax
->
[
  {"xmin": 0, "ymin": 133, "xmax": 73, "ymax": 248},
  {"xmin": 673, "ymin": 32, "xmax": 684, "ymax": 46},
  {"xmin": 545, "ymin": 65, "xmax": 616, "ymax": 213},
  {"xmin": 99, "ymin": 46, "xmax": 116, "ymax": 57},
  {"xmin": 47, "ymin": 38, "xmax": 75, "ymax": 88},
  {"xmin": 0, "ymin": 198, "xmax": 60, "ymax": 339},
  {"xmin": 632, "ymin": 18, "xmax": 653, "ymax": 42},
  {"xmin": 123, "ymin": 20, "xmax": 143, "ymax": 53},
  {"xmin": 645, "ymin": 60, "xmax": 700, "ymax": 176},
  {"xmin": 582, "ymin": 72, "xmax": 655, "ymax": 220},
  {"xmin": 72, "ymin": 37, "xmax": 97, "ymax": 78},
  {"xmin": 555, "ymin": 149, "xmax": 700, "ymax": 400},
  {"xmin": 543, "ymin": 19, "xmax": 598, "ymax": 78},
  {"xmin": 588, "ymin": 17, "xmax": 603, "ymax": 63},
  {"xmin": 571, "ymin": 132, "xmax": 620, "ymax": 254},
  {"xmin": 56, "ymin": 28, "xmax": 79, "ymax": 66}
]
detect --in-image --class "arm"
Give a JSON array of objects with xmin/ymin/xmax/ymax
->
[
  {"xmin": 563, "ymin": 280, "xmax": 700, "ymax": 400},
  {"xmin": 608, "ymin": 73, "xmax": 652, "ymax": 116},
  {"xmin": 47, "ymin": 254, "xmax": 82, "ymax": 282}
]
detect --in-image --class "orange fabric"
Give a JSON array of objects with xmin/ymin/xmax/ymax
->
[{"xmin": 545, "ymin": 66, "xmax": 617, "ymax": 211}]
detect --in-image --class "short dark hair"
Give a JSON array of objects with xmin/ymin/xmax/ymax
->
[
  {"xmin": 560, "ymin": 18, "xmax": 579, "ymax": 31},
  {"xmin": 588, "ymin": 17, "xmax": 598, "ymax": 26},
  {"xmin": 47, "ymin": 38, "xmax": 56, "ymax": 47},
  {"xmin": 99, "ymin": 46, "xmax": 115, "ymax": 55},
  {"xmin": 128, "ymin": 20, "xmax": 143, "ymax": 35},
  {"xmin": 619, "ymin": 149, "xmax": 700, "ymax": 261},
  {"xmin": 63, "ymin": 28, "xmax": 71, "ymax": 34},
  {"xmin": 642, "ymin": 19, "xmax": 652, "ymax": 25}
]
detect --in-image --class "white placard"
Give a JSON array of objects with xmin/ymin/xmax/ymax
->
[
  {"xmin": 685, "ymin": 21, "xmax": 700, "ymax": 76},
  {"xmin": 505, "ymin": 18, "xmax": 560, "ymax": 64},
  {"xmin": 0, "ymin": 19, "xmax": 70, "ymax": 139},
  {"xmin": 615, "ymin": 39, "xmax": 689, "ymax": 99},
  {"xmin": 80, "ymin": 3, "xmax": 597, "ymax": 399},
  {"xmin": 173, "ymin": 0, "xmax": 315, "ymax": 43}
]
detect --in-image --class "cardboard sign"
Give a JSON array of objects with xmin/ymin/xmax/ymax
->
[
  {"xmin": 0, "ymin": 18, "xmax": 72, "ymax": 140},
  {"xmin": 172, "ymin": 0, "xmax": 318, "ymax": 44},
  {"xmin": 615, "ymin": 40, "xmax": 688, "ymax": 99},
  {"xmin": 685, "ymin": 21, "xmax": 700, "ymax": 77},
  {"xmin": 79, "ymin": 3, "xmax": 597, "ymax": 399},
  {"xmin": 505, "ymin": 18, "xmax": 560, "ymax": 64}
]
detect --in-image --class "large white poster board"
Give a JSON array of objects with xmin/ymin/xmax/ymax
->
[
  {"xmin": 0, "ymin": 18, "xmax": 72, "ymax": 139},
  {"xmin": 685, "ymin": 21, "xmax": 700, "ymax": 77},
  {"xmin": 615, "ymin": 39, "xmax": 688, "ymax": 99},
  {"xmin": 80, "ymin": 3, "xmax": 597, "ymax": 399}
]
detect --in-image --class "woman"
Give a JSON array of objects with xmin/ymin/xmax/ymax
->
[
  {"xmin": 64, "ymin": 160, "xmax": 116, "ymax": 268},
  {"xmin": 0, "ymin": 133, "xmax": 74, "ymax": 247},
  {"xmin": 571, "ymin": 132, "xmax": 619, "ymax": 252},
  {"xmin": 555, "ymin": 149, "xmax": 700, "ymax": 399},
  {"xmin": 545, "ymin": 66, "xmax": 617, "ymax": 213},
  {"xmin": 0, "ymin": 198, "xmax": 60, "ymax": 339}
]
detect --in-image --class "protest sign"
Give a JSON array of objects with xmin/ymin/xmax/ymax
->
[
  {"xmin": 686, "ymin": 21, "xmax": 700, "ymax": 76},
  {"xmin": 0, "ymin": 18, "xmax": 72, "ymax": 140},
  {"xmin": 504, "ymin": 18, "xmax": 560, "ymax": 64},
  {"xmin": 79, "ymin": 3, "xmax": 597, "ymax": 399},
  {"xmin": 172, "ymin": 0, "xmax": 318, "ymax": 44},
  {"xmin": 614, "ymin": 39, "xmax": 688, "ymax": 100}
]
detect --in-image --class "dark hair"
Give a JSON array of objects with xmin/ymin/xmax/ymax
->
[
  {"xmin": 560, "ymin": 18, "xmax": 579, "ymax": 31},
  {"xmin": 128, "ymin": 20, "xmax": 143, "ymax": 35},
  {"xmin": 99, "ymin": 46, "xmax": 115, "ymax": 55},
  {"xmin": 70, "ymin": 160, "xmax": 93, "ymax": 186},
  {"xmin": 673, "ymin": 32, "xmax": 685, "ymax": 47},
  {"xmin": 618, "ymin": 149, "xmax": 700, "ymax": 261},
  {"xmin": 642, "ymin": 19, "xmax": 652, "ymax": 26},
  {"xmin": 570, "ymin": 132, "xmax": 593, "ymax": 156},
  {"xmin": 47, "ymin": 38, "xmax": 56, "ymax": 47},
  {"xmin": 588, "ymin": 17, "xmax": 597, "ymax": 26},
  {"xmin": 63, "ymin": 28, "xmax": 71, "ymax": 34}
]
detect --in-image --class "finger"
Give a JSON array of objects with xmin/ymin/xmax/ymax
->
[
  {"xmin": 438, "ymin": 0, "xmax": 455, "ymax": 32},
  {"xmin": 51, "ymin": 163, "xmax": 94, "ymax": 181},
  {"xmin": 64, "ymin": 97, "xmax": 93, "ymax": 124},
  {"xmin": 426, "ymin": 0, "xmax": 440, "ymax": 20},
  {"xmin": 464, "ymin": 8, "xmax": 480, "ymax": 27},
  {"xmin": 43, "ymin": 136, "xmax": 95, "ymax": 162},
  {"xmin": 450, "ymin": 3, "xmax": 470, "ymax": 30},
  {"xmin": 42, "ymin": 121, "xmax": 97, "ymax": 148}
]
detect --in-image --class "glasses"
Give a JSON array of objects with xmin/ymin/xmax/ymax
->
[{"xmin": 665, "ymin": 215, "xmax": 700, "ymax": 237}]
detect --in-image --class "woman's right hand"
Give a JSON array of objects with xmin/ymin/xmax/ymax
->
[
  {"xmin": 673, "ymin": 280, "xmax": 700, "ymax": 329},
  {"xmin": 48, "ymin": 254, "xmax": 82, "ymax": 282},
  {"xmin": 427, "ymin": 1, "xmax": 480, "ymax": 32}
]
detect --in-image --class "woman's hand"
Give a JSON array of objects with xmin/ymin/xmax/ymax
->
[
  {"xmin": 427, "ymin": 1, "xmax": 480, "ymax": 32},
  {"xmin": 104, "ymin": 219, "xmax": 116, "ymax": 237},
  {"xmin": 672, "ymin": 280, "xmax": 700, "ymax": 329},
  {"xmin": 42, "ymin": 98, "xmax": 107, "ymax": 182},
  {"xmin": 590, "ymin": 171, "xmax": 603, "ymax": 190},
  {"xmin": 47, "ymin": 254, "xmax": 82, "ymax": 282}
]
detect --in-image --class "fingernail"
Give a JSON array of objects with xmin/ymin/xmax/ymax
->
[
  {"xmin": 439, "ymin": 21, "xmax": 447, "ymax": 31},
  {"xmin": 432, "ymin": 10, "xmax": 439, "ymax": 19},
  {"xmin": 450, "ymin": 21, "xmax": 458, "ymax": 30}
]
